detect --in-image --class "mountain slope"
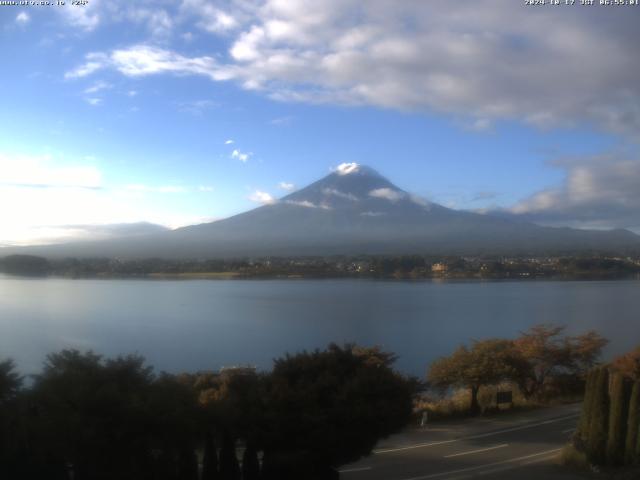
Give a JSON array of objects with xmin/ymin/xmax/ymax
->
[{"xmin": 2, "ymin": 164, "xmax": 639, "ymax": 259}]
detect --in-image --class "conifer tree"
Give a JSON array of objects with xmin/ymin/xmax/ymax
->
[
  {"xmin": 578, "ymin": 369, "xmax": 596, "ymax": 441},
  {"xmin": 587, "ymin": 367, "xmax": 609, "ymax": 464},
  {"xmin": 625, "ymin": 382, "xmax": 640, "ymax": 465},
  {"xmin": 607, "ymin": 372, "xmax": 630, "ymax": 465}
]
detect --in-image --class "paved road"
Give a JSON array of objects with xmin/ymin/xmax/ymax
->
[{"xmin": 339, "ymin": 404, "xmax": 590, "ymax": 480}]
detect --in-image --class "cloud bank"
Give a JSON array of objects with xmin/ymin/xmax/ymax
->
[
  {"xmin": 65, "ymin": 1, "xmax": 640, "ymax": 140},
  {"xmin": 504, "ymin": 154, "xmax": 640, "ymax": 232}
]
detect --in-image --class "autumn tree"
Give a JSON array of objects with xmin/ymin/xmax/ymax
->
[
  {"xmin": 612, "ymin": 346, "xmax": 640, "ymax": 381},
  {"xmin": 428, "ymin": 339, "xmax": 526, "ymax": 415},
  {"xmin": 514, "ymin": 325, "xmax": 607, "ymax": 399}
]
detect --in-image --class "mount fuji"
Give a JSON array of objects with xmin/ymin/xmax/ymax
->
[{"xmin": 3, "ymin": 164, "xmax": 639, "ymax": 259}]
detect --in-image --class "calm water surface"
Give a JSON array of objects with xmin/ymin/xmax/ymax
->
[{"xmin": 1, "ymin": 275, "xmax": 638, "ymax": 376}]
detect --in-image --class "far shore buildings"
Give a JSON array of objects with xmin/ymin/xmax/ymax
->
[{"xmin": 431, "ymin": 263, "xmax": 448, "ymax": 274}]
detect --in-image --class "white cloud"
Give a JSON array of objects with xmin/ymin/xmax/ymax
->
[
  {"xmin": 270, "ymin": 116, "xmax": 293, "ymax": 126},
  {"xmin": 361, "ymin": 211, "xmax": 386, "ymax": 217},
  {"xmin": 0, "ymin": 152, "xmax": 218, "ymax": 245},
  {"xmin": 15, "ymin": 12, "xmax": 30, "ymax": 25},
  {"xmin": 0, "ymin": 153, "xmax": 102, "ymax": 190},
  {"xmin": 278, "ymin": 181, "xmax": 295, "ymax": 191},
  {"xmin": 369, "ymin": 187, "xmax": 405, "ymax": 202},
  {"xmin": 322, "ymin": 188, "xmax": 358, "ymax": 201},
  {"xmin": 65, "ymin": 53, "xmax": 108, "ymax": 79},
  {"xmin": 410, "ymin": 194, "xmax": 430, "ymax": 207},
  {"xmin": 83, "ymin": 80, "xmax": 112, "ymax": 94},
  {"xmin": 335, "ymin": 162, "xmax": 360, "ymax": 175},
  {"xmin": 176, "ymin": 99, "xmax": 218, "ymax": 115},
  {"xmin": 127, "ymin": 90, "xmax": 138, "ymax": 97},
  {"xmin": 249, "ymin": 190, "xmax": 276, "ymax": 205},
  {"xmin": 181, "ymin": 0, "xmax": 238, "ymax": 34},
  {"xmin": 225, "ymin": 139, "xmax": 234, "ymax": 144},
  {"xmin": 63, "ymin": 2, "xmax": 640, "ymax": 140},
  {"xmin": 65, "ymin": 45, "xmax": 236, "ymax": 82},
  {"xmin": 506, "ymin": 154, "xmax": 640, "ymax": 232},
  {"xmin": 85, "ymin": 97, "xmax": 103, "ymax": 106},
  {"xmin": 58, "ymin": 2, "xmax": 100, "ymax": 31},
  {"xmin": 126, "ymin": 8, "xmax": 173, "ymax": 37},
  {"xmin": 285, "ymin": 199, "xmax": 331, "ymax": 210},
  {"xmin": 198, "ymin": 185, "xmax": 214, "ymax": 192},
  {"xmin": 231, "ymin": 149, "xmax": 251, "ymax": 162}
]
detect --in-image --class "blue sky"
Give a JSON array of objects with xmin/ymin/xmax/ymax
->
[{"xmin": 1, "ymin": 1, "xmax": 639, "ymax": 245}]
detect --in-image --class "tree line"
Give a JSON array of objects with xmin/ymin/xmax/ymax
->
[
  {"xmin": 0, "ymin": 345, "xmax": 416, "ymax": 480},
  {"xmin": 2, "ymin": 254, "xmax": 639, "ymax": 279}
]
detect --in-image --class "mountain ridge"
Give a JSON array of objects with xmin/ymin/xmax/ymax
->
[{"xmin": 1, "ymin": 164, "xmax": 639, "ymax": 259}]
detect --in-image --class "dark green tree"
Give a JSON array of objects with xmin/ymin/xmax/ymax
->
[
  {"xmin": 0, "ymin": 254, "xmax": 50, "ymax": 275},
  {"xmin": 0, "ymin": 359, "xmax": 25, "ymax": 478},
  {"xmin": 587, "ymin": 367, "xmax": 610, "ymax": 465},
  {"xmin": 0, "ymin": 359, "xmax": 22, "ymax": 403},
  {"xmin": 262, "ymin": 343, "xmax": 416, "ymax": 478},
  {"xmin": 577, "ymin": 369, "xmax": 596, "ymax": 441},
  {"xmin": 625, "ymin": 382, "xmax": 640, "ymax": 465}
]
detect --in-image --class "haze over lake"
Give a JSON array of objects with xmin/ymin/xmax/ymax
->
[{"xmin": 1, "ymin": 275, "xmax": 638, "ymax": 377}]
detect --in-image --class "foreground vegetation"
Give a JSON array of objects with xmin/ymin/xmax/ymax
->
[
  {"xmin": 425, "ymin": 325, "xmax": 607, "ymax": 416},
  {"xmin": 0, "ymin": 325, "xmax": 625, "ymax": 478},
  {"xmin": 0, "ymin": 344, "xmax": 416, "ymax": 479},
  {"xmin": 566, "ymin": 346, "xmax": 640, "ymax": 471}
]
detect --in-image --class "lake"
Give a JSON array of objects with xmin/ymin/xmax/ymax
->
[{"xmin": 1, "ymin": 275, "xmax": 638, "ymax": 377}]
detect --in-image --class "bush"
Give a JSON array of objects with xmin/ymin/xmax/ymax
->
[{"xmin": 559, "ymin": 444, "xmax": 590, "ymax": 470}]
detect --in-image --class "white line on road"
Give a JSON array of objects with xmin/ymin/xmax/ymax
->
[
  {"xmin": 338, "ymin": 466, "xmax": 372, "ymax": 473},
  {"xmin": 443, "ymin": 444, "xmax": 508, "ymax": 458},
  {"xmin": 463, "ymin": 414, "xmax": 578, "ymax": 441},
  {"xmin": 374, "ymin": 414, "xmax": 578, "ymax": 455},
  {"xmin": 562, "ymin": 428, "xmax": 575, "ymax": 433},
  {"xmin": 398, "ymin": 448, "xmax": 562, "ymax": 480},
  {"xmin": 374, "ymin": 439, "xmax": 457, "ymax": 454}
]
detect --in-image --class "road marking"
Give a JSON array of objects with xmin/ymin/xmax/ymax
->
[
  {"xmin": 374, "ymin": 439, "xmax": 457, "ymax": 454},
  {"xmin": 463, "ymin": 414, "xmax": 579, "ymax": 441},
  {"xmin": 339, "ymin": 466, "xmax": 372, "ymax": 473},
  {"xmin": 398, "ymin": 448, "xmax": 562, "ymax": 480},
  {"xmin": 443, "ymin": 444, "xmax": 508, "ymax": 458},
  {"xmin": 562, "ymin": 428, "xmax": 575, "ymax": 433},
  {"xmin": 519, "ymin": 453, "xmax": 560, "ymax": 466},
  {"xmin": 374, "ymin": 413, "xmax": 578, "ymax": 455}
]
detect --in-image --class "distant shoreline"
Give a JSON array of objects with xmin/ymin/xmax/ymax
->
[
  {"xmin": 2, "ymin": 253, "xmax": 639, "ymax": 281},
  {"xmin": 2, "ymin": 271, "xmax": 639, "ymax": 282}
]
